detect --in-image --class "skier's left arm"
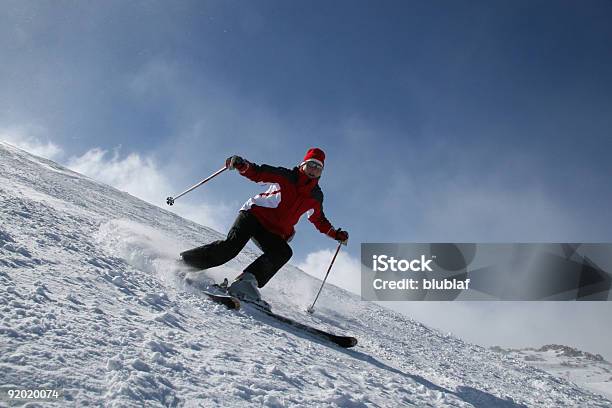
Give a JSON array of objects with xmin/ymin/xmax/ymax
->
[{"xmin": 308, "ymin": 204, "xmax": 349, "ymax": 245}]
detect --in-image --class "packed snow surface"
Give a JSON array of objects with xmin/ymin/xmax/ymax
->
[{"xmin": 1, "ymin": 141, "xmax": 611, "ymax": 407}]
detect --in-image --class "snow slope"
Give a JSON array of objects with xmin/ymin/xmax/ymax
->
[
  {"xmin": 491, "ymin": 345, "xmax": 612, "ymax": 402},
  {"xmin": 1, "ymin": 141, "xmax": 611, "ymax": 407}
]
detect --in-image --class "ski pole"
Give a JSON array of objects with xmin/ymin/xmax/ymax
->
[
  {"xmin": 166, "ymin": 166, "xmax": 227, "ymax": 206},
  {"xmin": 307, "ymin": 241, "xmax": 343, "ymax": 314}
]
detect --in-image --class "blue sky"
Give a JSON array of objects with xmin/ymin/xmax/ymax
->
[{"xmin": 2, "ymin": 1, "xmax": 612, "ymax": 358}]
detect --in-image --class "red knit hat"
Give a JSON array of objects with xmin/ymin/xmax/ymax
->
[{"xmin": 301, "ymin": 148, "xmax": 325, "ymax": 168}]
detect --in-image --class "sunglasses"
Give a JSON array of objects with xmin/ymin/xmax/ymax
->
[{"xmin": 305, "ymin": 161, "xmax": 323, "ymax": 170}]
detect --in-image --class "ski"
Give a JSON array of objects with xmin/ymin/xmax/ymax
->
[
  {"xmin": 183, "ymin": 278, "xmax": 357, "ymax": 347},
  {"xmin": 201, "ymin": 290, "xmax": 241, "ymax": 310},
  {"xmin": 181, "ymin": 274, "xmax": 241, "ymax": 310},
  {"xmin": 242, "ymin": 299, "xmax": 358, "ymax": 348}
]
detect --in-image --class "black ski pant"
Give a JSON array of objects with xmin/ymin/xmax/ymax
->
[{"xmin": 180, "ymin": 210, "xmax": 293, "ymax": 288}]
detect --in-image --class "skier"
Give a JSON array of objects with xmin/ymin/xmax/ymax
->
[{"xmin": 180, "ymin": 148, "xmax": 349, "ymax": 303}]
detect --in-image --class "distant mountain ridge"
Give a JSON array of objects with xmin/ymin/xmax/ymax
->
[
  {"xmin": 492, "ymin": 344, "xmax": 606, "ymax": 363},
  {"xmin": 491, "ymin": 344, "xmax": 612, "ymax": 401}
]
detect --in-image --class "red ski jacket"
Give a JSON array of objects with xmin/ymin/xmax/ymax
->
[{"xmin": 238, "ymin": 162, "xmax": 333, "ymax": 241}]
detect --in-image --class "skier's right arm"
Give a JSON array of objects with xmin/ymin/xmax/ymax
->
[{"xmin": 226, "ymin": 156, "xmax": 289, "ymax": 184}]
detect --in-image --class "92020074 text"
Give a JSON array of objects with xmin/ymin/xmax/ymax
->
[{"xmin": 3, "ymin": 388, "xmax": 62, "ymax": 400}]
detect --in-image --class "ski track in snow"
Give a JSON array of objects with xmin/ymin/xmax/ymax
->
[{"xmin": 1, "ymin": 141, "xmax": 611, "ymax": 407}]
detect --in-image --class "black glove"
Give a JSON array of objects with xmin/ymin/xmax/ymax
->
[
  {"xmin": 327, "ymin": 228, "xmax": 349, "ymax": 244},
  {"xmin": 225, "ymin": 155, "xmax": 248, "ymax": 171}
]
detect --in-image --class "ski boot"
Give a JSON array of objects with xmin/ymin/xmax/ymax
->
[{"xmin": 227, "ymin": 272, "xmax": 271, "ymax": 311}]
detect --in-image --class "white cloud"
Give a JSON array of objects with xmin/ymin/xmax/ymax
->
[
  {"xmin": 66, "ymin": 147, "xmax": 234, "ymax": 232},
  {"xmin": 296, "ymin": 247, "xmax": 361, "ymax": 296},
  {"xmin": 67, "ymin": 148, "xmax": 162, "ymax": 199},
  {"xmin": 0, "ymin": 125, "xmax": 63, "ymax": 161}
]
